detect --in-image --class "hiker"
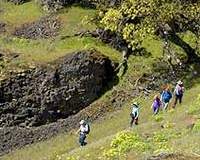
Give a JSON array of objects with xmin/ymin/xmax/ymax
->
[
  {"xmin": 151, "ymin": 95, "xmax": 162, "ymax": 115},
  {"xmin": 161, "ymin": 86, "xmax": 172, "ymax": 110},
  {"xmin": 130, "ymin": 102, "xmax": 139, "ymax": 127},
  {"xmin": 173, "ymin": 80, "xmax": 184, "ymax": 108},
  {"xmin": 76, "ymin": 120, "xmax": 90, "ymax": 147}
]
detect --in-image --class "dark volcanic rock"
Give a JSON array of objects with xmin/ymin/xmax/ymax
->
[
  {"xmin": 7, "ymin": 0, "xmax": 27, "ymax": 5},
  {"xmin": 0, "ymin": 50, "xmax": 116, "ymax": 127},
  {"xmin": 40, "ymin": 0, "xmax": 74, "ymax": 12},
  {"xmin": 94, "ymin": 29, "xmax": 130, "ymax": 53},
  {"xmin": 39, "ymin": 0, "xmax": 122, "ymax": 12},
  {"xmin": 13, "ymin": 16, "xmax": 61, "ymax": 39}
]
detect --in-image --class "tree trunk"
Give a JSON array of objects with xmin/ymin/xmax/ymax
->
[{"xmin": 168, "ymin": 32, "xmax": 200, "ymax": 63}]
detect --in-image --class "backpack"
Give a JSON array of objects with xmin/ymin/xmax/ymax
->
[
  {"xmin": 162, "ymin": 91, "xmax": 172, "ymax": 102},
  {"xmin": 178, "ymin": 87, "xmax": 183, "ymax": 95},
  {"xmin": 85, "ymin": 124, "xmax": 90, "ymax": 134},
  {"xmin": 175, "ymin": 85, "xmax": 184, "ymax": 95}
]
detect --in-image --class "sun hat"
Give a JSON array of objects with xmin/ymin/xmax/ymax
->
[
  {"xmin": 133, "ymin": 102, "xmax": 139, "ymax": 106},
  {"xmin": 177, "ymin": 80, "xmax": 183, "ymax": 85},
  {"xmin": 80, "ymin": 120, "xmax": 85, "ymax": 125}
]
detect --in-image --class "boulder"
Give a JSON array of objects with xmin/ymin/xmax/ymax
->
[
  {"xmin": 0, "ymin": 50, "xmax": 116, "ymax": 127},
  {"xmin": 13, "ymin": 16, "xmax": 60, "ymax": 39},
  {"xmin": 39, "ymin": 0, "xmax": 75, "ymax": 12}
]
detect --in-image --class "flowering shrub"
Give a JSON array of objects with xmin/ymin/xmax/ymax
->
[{"xmin": 103, "ymin": 131, "xmax": 150, "ymax": 159}]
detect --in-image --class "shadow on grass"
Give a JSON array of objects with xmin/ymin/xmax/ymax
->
[{"xmin": 150, "ymin": 59, "xmax": 200, "ymax": 90}]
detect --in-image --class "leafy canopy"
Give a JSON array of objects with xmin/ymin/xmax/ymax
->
[{"xmin": 100, "ymin": 0, "xmax": 200, "ymax": 50}]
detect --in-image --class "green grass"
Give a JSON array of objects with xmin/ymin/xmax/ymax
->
[
  {"xmin": 181, "ymin": 31, "xmax": 199, "ymax": 52},
  {"xmin": 142, "ymin": 36, "xmax": 163, "ymax": 58},
  {"xmin": 0, "ymin": 1, "xmax": 122, "ymax": 77},
  {"xmin": 0, "ymin": 1, "xmax": 44, "ymax": 29},
  {"xmin": 1, "ymin": 1, "xmax": 200, "ymax": 160},
  {"xmin": 1, "ymin": 39, "xmax": 164, "ymax": 159},
  {"xmin": 0, "ymin": 36, "xmax": 120, "ymax": 62},
  {"xmin": 0, "ymin": 0, "xmax": 163, "ymax": 67},
  {"xmin": 0, "ymin": 1, "xmax": 120, "ymax": 79},
  {"xmin": 59, "ymin": 6, "xmax": 96, "ymax": 36},
  {"xmin": 2, "ymin": 81, "xmax": 200, "ymax": 160}
]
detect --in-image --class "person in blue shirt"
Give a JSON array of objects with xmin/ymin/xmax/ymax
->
[
  {"xmin": 161, "ymin": 86, "xmax": 172, "ymax": 110},
  {"xmin": 130, "ymin": 102, "xmax": 139, "ymax": 127}
]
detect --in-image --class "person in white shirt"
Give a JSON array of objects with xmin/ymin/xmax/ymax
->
[
  {"xmin": 173, "ymin": 80, "xmax": 184, "ymax": 108},
  {"xmin": 130, "ymin": 102, "xmax": 139, "ymax": 127},
  {"xmin": 76, "ymin": 120, "xmax": 90, "ymax": 146}
]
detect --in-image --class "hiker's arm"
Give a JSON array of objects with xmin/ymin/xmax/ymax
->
[{"xmin": 173, "ymin": 86, "xmax": 177, "ymax": 95}]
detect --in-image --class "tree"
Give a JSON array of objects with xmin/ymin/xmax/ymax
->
[{"xmin": 100, "ymin": 0, "xmax": 200, "ymax": 62}]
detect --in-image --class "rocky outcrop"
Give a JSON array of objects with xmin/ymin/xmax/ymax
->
[
  {"xmin": 39, "ymin": 0, "xmax": 122, "ymax": 12},
  {"xmin": 7, "ymin": 0, "xmax": 27, "ymax": 5},
  {"xmin": 13, "ymin": 16, "xmax": 61, "ymax": 39},
  {"xmin": 39, "ymin": 0, "xmax": 74, "ymax": 12},
  {"xmin": 0, "ymin": 50, "xmax": 116, "ymax": 127}
]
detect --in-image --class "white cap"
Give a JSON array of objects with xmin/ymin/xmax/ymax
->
[
  {"xmin": 177, "ymin": 80, "xmax": 183, "ymax": 85},
  {"xmin": 80, "ymin": 120, "xmax": 85, "ymax": 125},
  {"xmin": 133, "ymin": 102, "xmax": 138, "ymax": 106}
]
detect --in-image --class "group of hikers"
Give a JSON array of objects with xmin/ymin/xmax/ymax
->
[
  {"xmin": 130, "ymin": 80, "xmax": 184, "ymax": 127},
  {"xmin": 77, "ymin": 80, "xmax": 184, "ymax": 147}
]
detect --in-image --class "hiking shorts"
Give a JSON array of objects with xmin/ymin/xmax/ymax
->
[{"xmin": 130, "ymin": 114, "xmax": 138, "ymax": 125}]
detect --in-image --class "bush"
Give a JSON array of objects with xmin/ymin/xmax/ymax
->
[
  {"xmin": 103, "ymin": 131, "xmax": 150, "ymax": 159},
  {"xmin": 103, "ymin": 130, "xmax": 184, "ymax": 159}
]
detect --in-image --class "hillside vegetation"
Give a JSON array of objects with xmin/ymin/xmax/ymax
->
[
  {"xmin": 2, "ymin": 79, "xmax": 200, "ymax": 160},
  {"xmin": 0, "ymin": 0, "xmax": 200, "ymax": 160}
]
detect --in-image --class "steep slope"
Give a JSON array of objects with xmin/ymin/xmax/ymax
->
[
  {"xmin": 0, "ymin": 1, "xmax": 200, "ymax": 160},
  {"xmin": 2, "ymin": 80, "xmax": 200, "ymax": 160}
]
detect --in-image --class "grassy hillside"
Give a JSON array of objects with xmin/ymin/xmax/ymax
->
[
  {"xmin": 0, "ymin": 1, "xmax": 200, "ymax": 160},
  {"xmin": 0, "ymin": 1, "xmax": 120, "ymax": 79},
  {"xmin": 2, "ymin": 79, "xmax": 200, "ymax": 160}
]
